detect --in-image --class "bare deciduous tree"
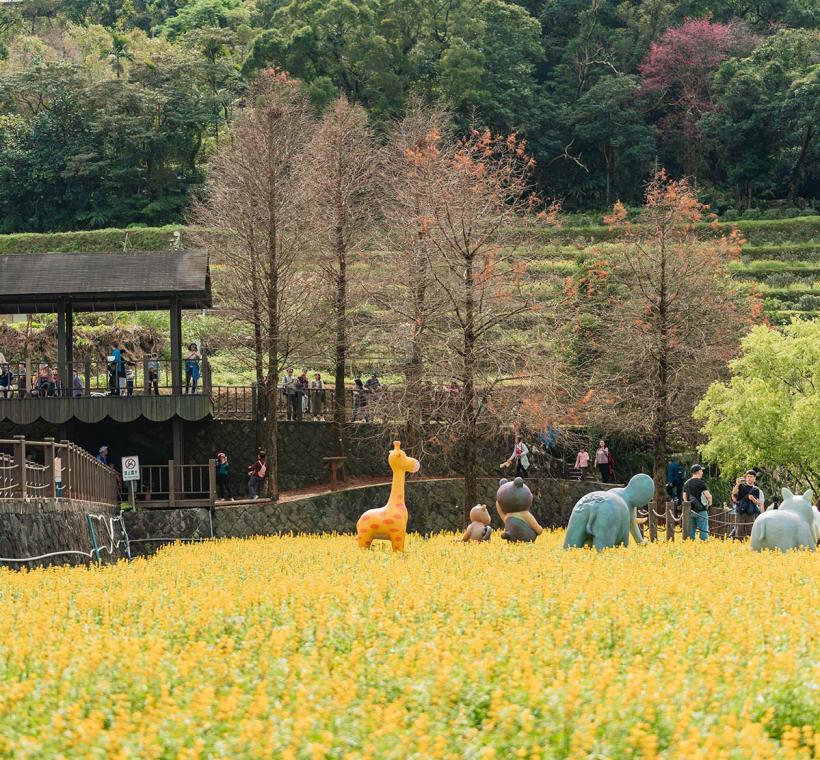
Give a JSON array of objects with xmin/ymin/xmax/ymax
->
[
  {"xmin": 582, "ymin": 170, "xmax": 756, "ymax": 502},
  {"xmin": 302, "ymin": 96, "xmax": 378, "ymax": 457},
  {"xmin": 190, "ymin": 69, "xmax": 320, "ymax": 500}
]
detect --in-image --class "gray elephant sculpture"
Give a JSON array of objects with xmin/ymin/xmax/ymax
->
[
  {"xmin": 750, "ymin": 487, "xmax": 816, "ymax": 552},
  {"xmin": 563, "ymin": 473, "xmax": 655, "ymax": 551}
]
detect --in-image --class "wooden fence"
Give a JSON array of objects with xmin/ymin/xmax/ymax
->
[
  {"xmin": 123, "ymin": 460, "xmax": 217, "ymax": 508},
  {"xmin": 0, "ymin": 436, "xmax": 119, "ymax": 505}
]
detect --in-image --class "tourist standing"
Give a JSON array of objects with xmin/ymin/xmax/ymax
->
[
  {"xmin": 0, "ymin": 361, "xmax": 11, "ymax": 399},
  {"xmin": 147, "ymin": 353, "xmax": 160, "ymax": 395},
  {"xmin": 111, "ymin": 342, "xmax": 125, "ymax": 395},
  {"xmin": 574, "ymin": 446, "xmax": 590, "ymax": 480},
  {"xmin": 502, "ymin": 435, "xmax": 530, "ymax": 478},
  {"xmin": 184, "ymin": 343, "xmax": 201, "ymax": 394},
  {"xmin": 72, "ymin": 369, "xmax": 84, "ymax": 398},
  {"xmin": 731, "ymin": 470, "xmax": 762, "ymax": 540},
  {"xmin": 310, "ymin": 372, "xmax": 325, "ymax": 419},
  {"xmin": 595, "ymin": 440, "xmax": 610, "ymax": 482},
  {"xmin": 16, "ymin": 363, "xmax": 27, "ymax": 398},
  {"xmin": 352, "ymin": 377, "xmax": 368, "ymax": 422},
  {"xmin": 667, "ymin": 457, "xmax": 684, "ymax": 505},
  {"xmin": 683, "ymin": 464, "xmax": 712, "ymax": 540},
  {"xmin": 96, "ymin": 446, "xmax": 109, "ymax": 465},
  {"xmin": 215, "ymin": 452, "xmax": 233, "ymax": 500},
  {"xmin": 297, "ymin": 370, "xmax": 309, "ymax": 419},
  {"xmin": 247, "ymin": 450, "xmax": 266, "ymax": 500},
  {"xmin": 125, "ymin": 361, "xmax": 136, "ymax": 396},
  {"xmin": 282, "ymin": 368, "xmax": 299, "ymax": 421}
]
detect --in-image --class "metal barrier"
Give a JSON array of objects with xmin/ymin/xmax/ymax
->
[{"xmin": 0, "ymin": 436, "xmax": 119, "ymax": 505}]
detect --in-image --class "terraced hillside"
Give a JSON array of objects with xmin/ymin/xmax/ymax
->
[{"xmin": 1, "ymin": 217, "xmax": 817, "ymax": 380}]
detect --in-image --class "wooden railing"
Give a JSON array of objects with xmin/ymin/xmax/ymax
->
[
  {"xmin": 0, "ymin": 436, "xmax": 119, "ymax": 505},
  {"xmin": 121, "ymin": 460, "xmax": 217, "ymax": 508},
  {"xmin": 0, "ymin": 357, "xmax": 210, "ymax": 398}
]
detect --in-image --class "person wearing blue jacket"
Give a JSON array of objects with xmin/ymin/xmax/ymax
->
[{"xmin": 667, "ymin": 457, "xmax": 684, "ymax": 505}]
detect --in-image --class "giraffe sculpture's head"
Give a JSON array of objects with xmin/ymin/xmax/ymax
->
[{"xmin": 389, "ymin": 441, "xmax": 420, "ymax": 475}]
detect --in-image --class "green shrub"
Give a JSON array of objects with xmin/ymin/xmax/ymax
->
[
  {"xmin": 762, "ymin": 208, "xmax": 784, "ymax": 220},
  {"xmin": 721, "ymin": 209, "xmax": 740, "ymax": 221},
  {"xmin": 742, "ymin": 208, "xmax": 761, "ymax": 220},
  {"xmin": 799, "ymin": 207, "xmax": 818, "ymax": 217},
  {"xmin": 782, "ymin": 207, "xmax": 800, "ymax": 218}
]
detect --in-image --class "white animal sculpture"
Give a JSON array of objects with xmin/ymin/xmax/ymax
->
[{"xmin": 750, "ymin": 487, "xmax": 816, "ymax": 552}]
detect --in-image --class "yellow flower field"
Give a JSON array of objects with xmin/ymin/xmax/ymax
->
[{"xmin": 0, "ymin": 532, "xmax": 817, "ymax": 759}]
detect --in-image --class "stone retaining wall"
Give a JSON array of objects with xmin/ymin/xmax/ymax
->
[
  {"xmin": 123, "ymin": 478, "xmax": 604, "ymax": 554},
  {"xmin": 0, "ymin": 498, "xmax": 124, "ymax": 569}
]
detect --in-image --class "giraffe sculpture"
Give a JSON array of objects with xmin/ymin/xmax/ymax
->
[{"xmin": 356, "ymin": 441, "xmax": 420, "ymax": 552}]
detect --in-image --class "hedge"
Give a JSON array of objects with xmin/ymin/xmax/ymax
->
[
  {"xmin": 0, "ymin": 225, "xmax": 203, "ymax": 254},
  {"xmin": 2, "ymin": 217, "xmax": 818, "ymax": 254},
  {"xmin": 740, "ymin": 243, "xmax": 820, "ymax": 262},
  {"xmin": 513, "ymin": 215, "xmax": 820, "ymax": 245}
]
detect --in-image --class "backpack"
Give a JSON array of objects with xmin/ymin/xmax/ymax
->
[{"xmin": 257, "ymin": 462, "xmax": 267, "ymax": 478}]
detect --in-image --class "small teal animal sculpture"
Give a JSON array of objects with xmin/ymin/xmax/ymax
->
[
  {"xmin": 563, "ymin": 474, "xmax": 654, "ymax": 551},
  {"xmin": 750, "ymin": 487, "xmax": 816, "ymax": 552}
]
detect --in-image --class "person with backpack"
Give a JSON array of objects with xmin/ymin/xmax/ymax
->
[
  {"xmin": 683, "ymin": 464, "xmax": 712, "ymax": 540},
  {"xmin": 667, "ymin": 457, "xmax": 685, "ymax": 505},
  {"xmin": 247, "ymin": 450, "xmax": 266, "ymax": 500},
  {"xmin": 731, "ymin": 469, "xmax": 762, "ymax": 540}
]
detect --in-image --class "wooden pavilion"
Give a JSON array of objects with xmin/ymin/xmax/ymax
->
[{"xmin": 0, "ymin": 250, "xmax": 213, "ymax": 461}]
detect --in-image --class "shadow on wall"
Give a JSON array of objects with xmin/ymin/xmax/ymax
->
[{"xmin": 124, "ymin": 477, "xmax": 605, "ymax": 554}]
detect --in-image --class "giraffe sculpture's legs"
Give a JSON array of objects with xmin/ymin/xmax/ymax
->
[
  {"xmin": 390, "ymin": 532, "xmax": 405, "ymax": 552},
  {"xmin": 357, "ymin": 531, "xmax": 374, "ymax": 549}
]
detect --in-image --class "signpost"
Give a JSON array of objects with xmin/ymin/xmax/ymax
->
[{"xmin": 121, "ymin": 455, "xmax": 140, "ymax": 509}]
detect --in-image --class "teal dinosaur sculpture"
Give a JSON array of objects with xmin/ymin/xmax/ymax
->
[{"xmin": 563, "ymin": 474, "xmax": 655, "ymax": 551}]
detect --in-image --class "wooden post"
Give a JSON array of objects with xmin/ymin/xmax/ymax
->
[
  {"xmin": 25, "ymin": 358, "xmax": 31, "ymax": 396},
  {"xmin": 60, "ymin": 441, "xmax": 70, "ymax": 498},
  {"xmin": 13, "ymin": 435, "xmax": 26, "ymax": 499},
  {"xmin": 170, "ymin": 298, "xmax": 183, "ymax": 395},
  {"xmin": 44, "ymin": 437, "xmax": 56, "ymax": 498},
  {"xmin": 202, "ymin": 351, "xmax": 211, "ymax": 393},
  {"xmin": 665, "ymin": 500, "xmax": 674, "ymax": 541},
  {"xmin": 208, "ymin": 458, "xmax": 217, "ymax": 506},
  {"xmin": 648, "ymin": 500, "xmax": 658, "ymax": 542},
  {"xmin": 682, "ymin": 500, "xmax": 691, "ymax": 540},
  {"xmin": 84, "ymin": 360, "xmax": 91, "ymax": 396},
  {"xmin": 143, "ymin": 356, "xmax": 150, "ymax": 396},
  {"xmin": 168, "ymin": 460, "xmax": 176, "ymax": 508}
]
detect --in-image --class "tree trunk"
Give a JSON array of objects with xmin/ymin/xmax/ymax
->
[
  {"xmin": 462, "ymin": 253, "xmax": 477, "ymax": 520},
  {"xmin": 333, "ymin": 183, "xmax": 347, "ymax": 459},
  {"xmin": 787, "ymin": 125, "xmax": 814, "ymax": 205},
  {"xmin": 405, "ymin": 210, "xmax": 428, "ymax": 458},
  {"xmin": 653, "ymin": 234, "xmax": 669, "ymax": 516},
  {"xmin": 265, "ymin": 116, "xmax": 280, "ymax": 502}
]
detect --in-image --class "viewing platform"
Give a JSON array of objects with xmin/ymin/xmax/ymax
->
[{"xmin": 0, "ymin": 249, "xmax": 212, "ymax": 426}]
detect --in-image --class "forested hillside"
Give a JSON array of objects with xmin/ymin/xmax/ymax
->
[{"xmin": 0, "ymin": 0, "xmax": 817, "ymax": 232}]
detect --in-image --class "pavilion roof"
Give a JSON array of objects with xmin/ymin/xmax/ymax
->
[{"xmin": 0, "ymin": 250, "xmax": 211, "ymax": 313}]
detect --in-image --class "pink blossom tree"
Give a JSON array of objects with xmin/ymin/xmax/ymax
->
[{"xmin": 640, "ymin": 19, "xmax": 759, "ymax": 173}]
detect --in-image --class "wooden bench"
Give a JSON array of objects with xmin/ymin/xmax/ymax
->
[{"xmin": 322, "ymin": 456, "xmax": 347, "ymax": 491}]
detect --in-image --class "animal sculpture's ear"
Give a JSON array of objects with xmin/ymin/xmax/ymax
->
[
  {"xmin": 803, "ymin": 489, "xmax": 815, "ymax": 503},
  {"xmin": 781, "ymin": 487, "xmax": 794, "ymax": 501},
  {"xmin": 499, "ymin": 478, "xmax": 509, "ymax": 487},
  {"xmin": 766, "ymin": 502, "xmax": 775, "ymax": 512},
  {"xmin": 514, "ymin": 477, "xmax": 524, "ymax": 488}
]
